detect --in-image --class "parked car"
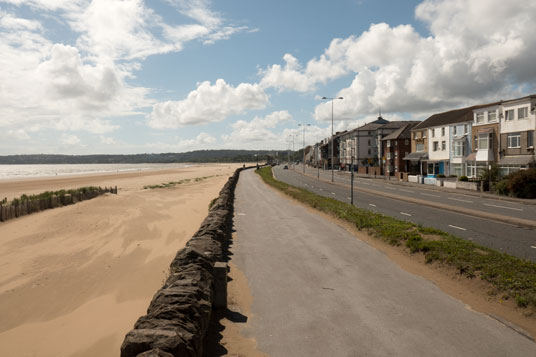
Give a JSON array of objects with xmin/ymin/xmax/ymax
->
[{"xmin": 283, "ymin": 165, "xmax": 288, "ymax": 169}]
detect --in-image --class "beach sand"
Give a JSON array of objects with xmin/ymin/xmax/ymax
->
[{"xmin": 0, "ymin": 163, "xmax": 241, "ymax": 357}]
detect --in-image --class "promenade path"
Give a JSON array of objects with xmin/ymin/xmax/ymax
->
[{"xmin": 230, "ymin": 169, "xmax": 536, "ymax": 356}]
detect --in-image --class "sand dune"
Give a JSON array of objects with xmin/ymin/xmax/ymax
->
[{"xmin": 0, "ymin": 164, "xmax": 241, "ymax": 356}]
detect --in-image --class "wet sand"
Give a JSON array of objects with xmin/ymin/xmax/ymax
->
[{"xmin": 0, "ymin": 163, "xmax": 241, "ymax": 356}]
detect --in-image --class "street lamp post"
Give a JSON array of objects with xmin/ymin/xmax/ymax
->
[
  {"xmin": 322, "ymin": 96, "xmax": 343, "ymax": 183},
  {"xmin": 298, "ymin": 123, "xmax": 310, "ymax": 173},
  {"xmin": 351, "ymin": 156, "xmax": 355, "ymax": 205}
]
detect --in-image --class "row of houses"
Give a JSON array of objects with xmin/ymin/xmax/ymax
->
[{"xmin": 305, "ymin": 94, "xmax": 536, "ymax": 178}]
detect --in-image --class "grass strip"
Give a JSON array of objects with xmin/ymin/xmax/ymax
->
[
  {"xmin": 256, "ymin": 167, "xmax": 536, "ymax": 310},
  {"xmin": 143, "ymin": 176, "xmax": 217, "ymax": 190}
]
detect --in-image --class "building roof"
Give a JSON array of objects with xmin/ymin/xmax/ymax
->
[
  {"xmin": 403, "ymin": 152, "xmax": 428, "ymax": 161},
  {"xmin": 357, "ymin": 116, "xmax": 390, "ymax": 131},
  {"xmin": 382, "ymin": 122, "xmax": 420, "ymax": 140},
  {"xmin": 412, "ymin": 102, "xmax": 500, "ymax": 130},
  {"xmin": 498, "ymin": 155, "xmax": 535, "ymax": 166}
]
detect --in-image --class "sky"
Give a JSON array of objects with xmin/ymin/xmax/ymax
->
[{"xmin": 1, "ymin": 0, "xmax": 536, "ymax": 155}]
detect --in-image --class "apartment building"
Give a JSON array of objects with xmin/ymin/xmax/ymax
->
[
  {"xmin": 381, "ymin": 122, "xmax": 419, "ymax": 176},
  {"xmin": 497, "ymin": 95, "xmax": 536, "ymax": 175},
  {"xmin": 468, "ymin": 103, "xmax": 502, "ymax": 177}
]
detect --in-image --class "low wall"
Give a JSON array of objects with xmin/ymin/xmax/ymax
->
[
  {"xmin": 443, "ymin": 181, "xmax": 457, "ymax": 189},
  {"xmin": 456, "ymin": 181, "xmax": 479, "ymax": 191},
  {"xmin": 0, "ymin": 187, "xmax": 117, "ymax": 222},
  {"xmin": 120, "ymin": 168, "xmax": 245, "ymax": 357}
]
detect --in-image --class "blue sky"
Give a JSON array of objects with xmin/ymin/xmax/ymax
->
[{"xmin": 1, "ymin": 0, "xmax": 535, "ymax": 154}]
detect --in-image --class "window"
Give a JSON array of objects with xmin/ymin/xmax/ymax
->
[
  {"xmin": 518, "ymin": 107, "xmax": 528, "ymax": 119},
  {"xmin": 387, "ymin": 152, "xmax": 391, "ymax": 159},
  {"xmin": 412, "ymin": 133, "xmax": 416, "ymax": 140},
  {"xmin": 464, "ymin": 124, "xmax": 468, "ymax": 134},
  {"xmin": 477, "ymin": 134, "xmax": 489, "ymax": 150},
  {"xmin": 453, "ymin": 126, "xmax": 457, "ymax": 136},
  {"xmin": 452, "ymin": 163, "xmax": 463, "ymax": 177},
  {"xmin": 368, "ymin": 139, "xmax": 371, "ymax": 145},
  {"xmin": 387, "ymin": 140, "xmax": 391, "ymax": 147},
  {"xmin": 416, "ymin": 143, "xmax": 424, "ymax": 152},
  {"xmin": 422, "ymin": 131, "xmax": 426, "ymax": 138},
  {"xmin": 441, "ymin": 127, "xmax": 445, "ymax": 136},
  {"xmin": 505, "ymin": 109, "xmax": 515, "ymax": 121},
  {"xmin": 454, "ymin": 141, "xmax": 464, "ymax": 157},
  {"xmin": 395, "ymin": 151, "xmax": 398, "ymax": 158},
  {"xmin": 488, "ymin": 110, "xmax": 497, "ymax": 122},
  {"xmin": 476, "ymin": 112, "xmax": 485, "ymax": 123},
  {"xmin": 507, "ymin": 133, "xmax": 521, "ymax": 148},
  {"xmin": 395, "ymin": 141, "xmax": 398, "ymax": 146},
  {"xmin": 405, "ymin": 139, "xmax": 409, "ymax": 145},
  {"xmin": 433, "ymin": 141, "xmax": 439, "ymax": 151},
  {"xmin": 442, "ymin": 141, "xmax": 446, "ymax": 151},
  {"xmin": 432, "ymin": 129, "xmax": 435, "ymax": 137},
  {"xmin": 529, "ymin": 131, "xmax": 534, "ymax": 148}
]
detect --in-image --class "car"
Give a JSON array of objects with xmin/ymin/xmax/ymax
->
[{"xmin": 283, "ymin": 165, "xmax": 288, "ymax": 169}]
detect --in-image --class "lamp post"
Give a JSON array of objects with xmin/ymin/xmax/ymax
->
[
  {"xmin": 322, "ymin": 96, "xmax": 343, "ymax": 183},
  {"xmin": 298, "ymin": 123, "xmax": 310, "ymax": 173},
  {"xmin": 351, "ymin": 155, "xmax": 355, "ymax": 205}
]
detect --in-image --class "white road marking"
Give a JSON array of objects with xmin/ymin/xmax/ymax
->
[
  {"xmin": 347, "ymin": 197, "xmax": 351, "ymax": 200},
  {"xmin": 331, "ymin": 192, "xmax": 336, "ymax": 195},
  {"xmin": 400, "ymin": 212, "xmax": 412, "ymax": 216},
  {"xmin": 369, "ymin": 204, "xmax": 376, "ymax": 207},
  {"xmin": 319, "ymin": 188, "xmax": 323, "ymax": 191},
  {"xmin": 531, "ymin": 246, "xmax": 536, "ymax": 249},
  {"xmin": 483, "ymin": 203, "xmax": 523, "ymax": 211},
  {"xmin": 448, "ymin": 197, "xmax": 473, "ymax": 203},
  {"xmin": 384, "ymin": 187, "xmax": 396, "ymax": 190},
  {"xmin": 398, "ymin": 189, "xmax": 414, "ymax": 193},
  {"xmin": 237, "ymin": 213, "xmax": 246, "ymax": 216},
  {"xmin": 420, "ymin": 193, "xmax": 440, "ymax": 198},
  {"xmin": 448, "ymin": 224, "xmax": 467, "ymax": 231}
]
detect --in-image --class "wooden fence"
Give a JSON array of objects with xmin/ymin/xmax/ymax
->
[{"xmin": 0, "ymin": 186, "xmax": 117, "ymax": 222}]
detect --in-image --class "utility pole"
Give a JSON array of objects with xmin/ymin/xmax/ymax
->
[{"xmin": 298, "ymin": 123, "xmax": 310, "ymax": 173}]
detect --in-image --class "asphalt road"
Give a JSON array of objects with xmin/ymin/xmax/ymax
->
[
  {"xmin": 298, "ymin": 165, "xmax": 536, "ymax": 222},
  {"xmin": 232, "ymin": 169, "xmax": 536, "ymax": 356},
  {"xmin": 274, "ymin": 166, "xmax": 536, "ymax": 262}
]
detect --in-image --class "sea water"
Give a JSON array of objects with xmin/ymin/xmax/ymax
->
[{"xmin": 0, "ymin": 163, "xmax": 190, "ymax": 180}]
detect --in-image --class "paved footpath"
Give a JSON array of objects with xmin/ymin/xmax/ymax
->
[{"xmin": 231, "ymin": 169, "xmax": 536, "ymax": 356}]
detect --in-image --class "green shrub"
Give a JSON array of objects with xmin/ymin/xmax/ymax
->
[
  {"xmin": 494, "ymin": 180, "xmax": 510, "ymax": 196},
  {"xmin": 506, "ymin": 168, "xmax": 536, "ymax": 199},
  {"xmin": 437, "ymin": 174, "xmax": 446, "ymax": 178},
  {"xmin": 458, "ymin": 175, "xmax": 468, "ymax": 181}
]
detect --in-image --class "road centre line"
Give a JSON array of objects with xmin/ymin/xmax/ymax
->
[
  {"xmin": 398, "ymin": 189, "xmax": 414, "ymax": 193},
  {"xmin": 448, "ymin": 197, "xmax": 473, "ymax": 203},
  {"xmin": 369, "ymin": 204, "xmax": 376, "ymax": 207},
  {"xmin": 383, "ymin": 187, "xmax": 396, "ymax": 190},
  {"xmin": 331, "ymin": 192, "xmax": 336, "ymax": 195},
  {"xmin": 483, "ymin": 203, "xmax": 523, "ymax": 211},
  {"xmin": 531, "ymin": 246, "xmax": 536, "ymax": 249},
  {"xmin": 420, "ymin": 193, "xmax": 440, "ymax": 198},
  {"xmin": 448, "ymin": 225, "xmax": 467, "ymax": 231},
  {"xmin": 400, "ymin": 212, "xmax": 412, "ymax": 216}
]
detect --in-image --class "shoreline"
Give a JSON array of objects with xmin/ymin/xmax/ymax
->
[{"xmin": 0, "ymin": 163, "xmax": 242, "ymax": 356}]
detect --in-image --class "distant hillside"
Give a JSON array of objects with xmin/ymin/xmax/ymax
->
[{"xmin": 0, "ymin": 150, "xmax": 284, "ymax": 164}]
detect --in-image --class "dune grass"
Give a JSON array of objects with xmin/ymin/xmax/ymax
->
[{"xmin": 256, "ymin": 166, "xmax": 536, "ymax": 309}]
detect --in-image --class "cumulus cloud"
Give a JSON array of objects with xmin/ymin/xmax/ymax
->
[
  {"xmin": 178, "ymin": 132, "xmax": 216, "ymax": 147},
  {"xmin": 60, "ymin": 133, "xmax": 81, "ymax": 145},
  {"xmin": 221, "ymin": 110, "xmax": 293, "ymax": 149},
  {"xmin": 100, "ymin": 136, "xmax": 117, "ymax": 145},
  {"xmin": 259, "ymin": 0, "xmax": 536, "ymax": 122},
  {"xmin": 0, "ymin": 0, "xmax": 250, "ymax": 138},
  {"xmin": 148, "ymin": 79, "xmax": 269, "ymax": 128}
]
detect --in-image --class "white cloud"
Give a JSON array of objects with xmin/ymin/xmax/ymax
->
[
  {"xmin": 0, "ymin": 0, "xmax": 250, "ymax": 140},
  {"xmin": 178, "ymin": 132, "xmax": 216, "ymax": 147},
  {"xmin": 7, "ymin": 129, "xmax": 31, "ymax": 140},
  {"xmin": 222, "ymin": 110, "xmax": 292, "ymax": 148},
  {"xmin": 100, "ymin": 136, "xmax": 117, "ymax": 145},
  {"xmin": 148, "ymin": 79, "xmax": 269, "ymax": 128},
  {"xmin": 258, "ymin": 0, "xmax": 536, "ymax": 122},
  {"xmin": 60, "ymin": 133, "xmax": 81, "ymax": 145}
]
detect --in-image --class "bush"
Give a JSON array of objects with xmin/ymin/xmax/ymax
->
[
  {"xmin": 506, "ymin": 168, "xmax": 536, "ymax": 199},
  {"xmin": 437, "ymin": 174, "xmax": 446, "ymax": 178},
  {"xmin": 458, "ymin": 175, "xmax": 468, "ymax": 181},
  {"xmin": 494, "ymin": 180, "xmax": 510, "ymax": 196}
]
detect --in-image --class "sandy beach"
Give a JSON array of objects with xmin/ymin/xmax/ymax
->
[{"xmin": 0, "ymin": 163, "xmax": 241, "ymax": 357}]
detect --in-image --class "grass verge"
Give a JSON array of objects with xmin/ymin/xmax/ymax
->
[
  {"xmin": 256, "ymin": 167, "xmax": 536, "ymax": 310},
  {"xmin": 143, "ymin": 175, "xmax": 216, "ymax": 190}
]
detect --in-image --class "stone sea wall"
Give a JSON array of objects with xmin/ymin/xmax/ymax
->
[{"xmin": 121, "ymin": 167, "xmax": 245, "ymax": 357}]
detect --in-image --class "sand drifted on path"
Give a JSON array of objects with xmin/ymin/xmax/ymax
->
[{"xmin": 0, "ymin": 164, "xmax": 241, "ymax": 357}]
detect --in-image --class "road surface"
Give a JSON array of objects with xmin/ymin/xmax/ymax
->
[
  {"xmin": 275, "ymin": 166, "xmax": 536, "ymax": 262},
  {"xmin": 231, "ymin": 169, "xmax": 536, "ymax": 356}
]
